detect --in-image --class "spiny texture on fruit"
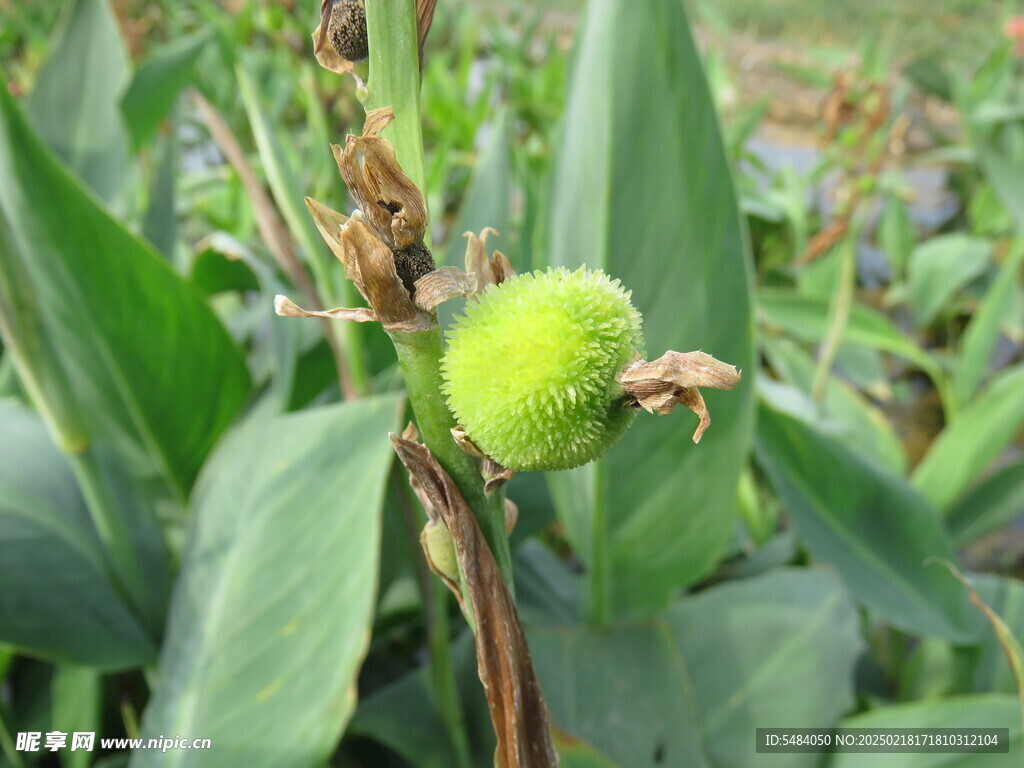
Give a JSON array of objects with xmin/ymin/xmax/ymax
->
[{"xmin": 442, "ymin": 267, "xmax": 644, "ymax": 471}]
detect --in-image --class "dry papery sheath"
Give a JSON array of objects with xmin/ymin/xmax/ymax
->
[
  {"xmin": 619, "ymin": 350, "xmax": 741, "ymax": 443},
  {"xmin": 391, "ymin": 428, "xmax": 558, "ymax": 768},
  {"xmin": 312, "ymin": 0, "xmax": 437, "ymax": 77},
  {"xmin": 275, "ymin": 109, "xmax": 506, "ymax": 332}
]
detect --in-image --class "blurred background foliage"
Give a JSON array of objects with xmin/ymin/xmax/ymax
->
[{"xmin": 0, "ymin": 0, "xmax": 1023, "ymax": 766}]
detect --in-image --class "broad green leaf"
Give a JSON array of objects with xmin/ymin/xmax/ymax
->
[
  {"xmin": 529, "ymin": 568, "xmax": 862, "ymax": 768},
  {"xmin": 545, "ymin": 0, "xmax": 755, "ymax": 622},
  {"xmin": 831, "ymin": 696, "xmax": 1022, "ymax": 767},
  {"xmin": 442, "ymin": 111, "xmax": 512, "ymax": 266},
  {"xmin": 26, "ymin": 0, "xmax": 130, "ymax": 204},
  {"xmin": 122, "ymin": 29, "xmax": 213, "ymax": 150},
  {"xmin": 947, "ymin": 458, "xmax": 1024, "ymax": 547},
  {"xmin": 955, "ymin": 243, "xmax": 1024, "ymax": 406},
  {"xmin": 756, "ymin": 401, "xmax": 979, "ymax": 642},
  {"xmin": 0, "ymin": 86, "xmax": 251, "ymax": 497},
  {"xmin": 908, "ymin": 234, "xmax": 992, "ymax": 329},
  {"xmin": 350, "ymin": 633, "xmax": 494, "ymax": 768},
  {"xmin": 513, "ymin": 540, "xmax": 581, "ymax": 628},
  {"xmin": 761, "ymin": 336, "xmax": 906, "ymax": 474},
  {"xmin": 913, "ymin": 366, "xmax": 1024, "ymax": 511},
  {"xmin": 132, "ymin": 395, "xmax": 400, "ymax": 768},
  {"xmin": 0, "ymin": 400, "xmax": 156, "ymax": 670},
  {"xmin": 141, "ymin": 128, "xmax": 177, "ymax": 259},
  {"xmin": 758, "ymin": 288, "xmax": 940, "ymax": 381}
]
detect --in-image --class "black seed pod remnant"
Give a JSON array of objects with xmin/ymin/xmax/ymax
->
[
  {"xmin": 393, "ymin": 241, "xmax": 436, "ymax": 295},
  {"xmin": 326, "ymin": 0, "xmax": 368, "ymax": 62}
]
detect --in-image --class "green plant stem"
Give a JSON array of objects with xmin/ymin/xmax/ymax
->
[
  {"xmin": 811, "ymin": 233, "xmax": 857, "ymax": 403},
  {"xmin": 361, "ymin": 0, "xmax": 514, "ymax": 587},
  {"xmin": 362, "ymin": 0, "xmax": 427, "ymax": 195},
  {"xmin": 68, "ymin": 448, "xmax": 148, "ymax": 619},
  {"xmin": 391, "ymin": 328, "xmax": 515, "ymax": 589},
  {"xmin": 427, "ymin": 579, "xmax": 474, "ymax": 768}
]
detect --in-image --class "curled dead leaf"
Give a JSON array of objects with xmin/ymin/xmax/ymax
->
[
  {"xmin": 390, "ymin": 434, "xmax": 558, "ymax": 768},
  {"xmin": 464, "ymin": 228, "xmax": 515, "ymax": 295},
  {"xmin": 504, "ymin": 498, "xmax": 519, "ymax": 535},
  {"xmin": 273, "ymin": 295, "xmax": 376, "ymax": 323},
  {"xmin": 335, "ymin": 109, "xmax": 429, "ymax": 252},
  {"xmin": 619, "ymin": 350, "xmax": 741, "ymax": 443},
  {"xmin": 413, "ymin": 266, "xmax": 476, "ymax": 311}
]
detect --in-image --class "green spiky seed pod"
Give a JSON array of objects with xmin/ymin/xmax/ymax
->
[{"xmin": 442, "ymin": 267, "xmax": 644, "ymax": 471}]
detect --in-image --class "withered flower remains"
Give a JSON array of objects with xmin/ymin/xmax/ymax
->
[
  {"xmin": 312, "ymin": 0, "xmax": 437, "ymax": 77},
  {"xmin": 277, "ymin": 107, "xmax": 740, "ymax": 474},
  {"xmin": 278, "ymin": 108, "xmax": 441, "ymax": 332}
]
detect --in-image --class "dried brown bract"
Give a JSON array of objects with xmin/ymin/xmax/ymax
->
[
  {"xmin": 313, "ymin": 0, "xmax": 361, "ymax": 76},
  {"xmin": 463, "ymin": 227, "xmax": 515, "ymax": 295},
  {"xmin": 619, "ymin": 350, "xmax": 742, "ymax": 443},
  {"xmin": 312, "ymin": 0, "xmax": 438, "ymax": 76},
  {"xmin": 390, "ymin": 433, "xmax": 558, "ymax": 768},
  {"xmin": 334, "ymin": 108, "xmax": 429, "ymax": 252},
  {"xmin": 277, "ymin": 108, "xmax": 439, "ymax": 332}
]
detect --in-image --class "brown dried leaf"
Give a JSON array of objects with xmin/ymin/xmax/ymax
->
[
  {"xmin": 390, "ymin": 435, "xmax": 559, "ymax": 768},
  {"xmin": 311, "ymin": 31, "xmax": 355, "ymax": 77},
  {"xmin": 464, "ymin": 228, "xmax": 516, "ymax": 294},
  {"xmin": 449, "ymin": 426, "xmax": 515, "ymax": 493},
  {"xmin": 312, "ymin": 0, "xmax": 359, "ymax": 76},
  {"xmin": 335, "ymin": 124, "xmax": 428, "ymax": 251},
  {"xmin": 274, "ymin": 295, "xmax": 376, "ymax": 323},
  {"xmin": 304, "ymin": 197, "xmax": 360, "ymax": 286},
  {"xmin": 451, "ymin": 425, "xmax": 487, "ymax": 459},
  {"xmin": 484, "ymin": 459, "xmax": 515, "ymax": 494},
  {"xmin": 504, "ymin": 498, "xmax": 519, "ymax": 535},
  {"xmin": 361, "ymin": 106, "xmax": 395, "ymax": 137},
  {"xmin": 619, "ymin": 350, "xmax": 741, "ymax": 443},
  {"xmin": 413, "ymin": 266, "xmax": 475, "ymax": 311},
  {"xmin": 416, "ymin": 0, "xmax": 437, "ymax": 61},
  {"xmin": 341, "ymin": 216, "xmax": 434, "ymax": 332}
]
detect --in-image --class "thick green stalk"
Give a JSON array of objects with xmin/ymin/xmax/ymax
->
[
  {"xmin": 361, "ymin": 0, "xmax": 514, "ymax": 585},
  {"xmin": 358, "ymin": 2, "xmax": 514, "ymax": 760},
  {"xmin": 391, "ymin": 328, "xmax": 515, "ymax": 588},
  {"xmin": 362, "ymin": 0, "xmax": 427, "ymax": 194}
]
